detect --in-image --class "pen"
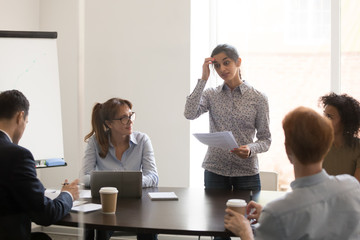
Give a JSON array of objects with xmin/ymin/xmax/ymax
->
[
  {"xmin": 249, "ymin": 207, "xmax": 256, "ymax": 224},
  {"xmin": 250, "ymin": 190, "xmax": 253, "ymax": 201},
  {"xmin": 62, "ymin": 182, "xmax": 84, "ymax": 187}
]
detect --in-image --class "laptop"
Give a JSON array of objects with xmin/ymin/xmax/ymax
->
[{"xmin": 90, "ymin": 170, "xmax": 142, "ymax": 198}]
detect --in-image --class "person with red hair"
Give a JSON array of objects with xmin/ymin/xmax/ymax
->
[{"xmin": 224, "ymin": 106, "xmax": 360, "ymax": 240}]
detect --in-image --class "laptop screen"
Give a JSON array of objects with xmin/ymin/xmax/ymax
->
[{"xmin": 90, "ymin": 171, "xmax": 142, "ymax": 198}]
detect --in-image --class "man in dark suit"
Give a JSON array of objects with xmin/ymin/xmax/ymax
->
[{"xmin": 0, "ymin": 89, "xmax": 79, "ymax": 240}]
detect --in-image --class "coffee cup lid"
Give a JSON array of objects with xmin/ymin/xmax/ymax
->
[
  {"xmin": 226, "ymin": 199, "xmax": 247, "ymax": 207},
  {"xmin": 99, "ymin": 187, "xmax": 118, "ymax": 194}
]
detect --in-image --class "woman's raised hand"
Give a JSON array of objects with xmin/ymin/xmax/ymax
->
[{"xmin": 201, "ymin": 57, "xmax": 214, "ymax": 81}]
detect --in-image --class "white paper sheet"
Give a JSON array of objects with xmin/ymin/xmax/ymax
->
[
  {"xmin": 148, "ymin": 192, "xmax": 178, "ymax": 201},
  {"xmin": 45, "ymin": 189, "xmax": 88, "ymax": 208},
  {"xmin": 79, "ymin": 190, "xmax": 92, "ymax": 198},
  {"xmin": 193, "ymin": 131, "xmax": 239, "ymax": 150},
  {"xmin": 45, "ymin": 189, "xmax": 92, "ymax": 199},
  {"xmin": 71, "ymin": 203, "xmax": 102, "ymax": 213},
  {"xmin": 45, "ymin": 189, "xmax": 60, "ymax": 199}
]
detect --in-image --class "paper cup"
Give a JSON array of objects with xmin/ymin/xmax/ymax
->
[
  {"xmin": 99, "ymin": 187, "xmax": 118, "ymax": 214},
  {"xmin": 226, "ymin": 199, "xmax": 247, "ymax": 215}
]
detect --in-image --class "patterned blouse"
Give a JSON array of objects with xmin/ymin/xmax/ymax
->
[{"xmin": 184, "ymin": 79, "xmax": 271, "ymax": 176}]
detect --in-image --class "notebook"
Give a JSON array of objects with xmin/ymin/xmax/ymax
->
[
  {"xmin": 90, "ymin": 170, "xmax": 142, "ymax": 198},
  {"xmin": 147, "ymin": 192, "xmax": 178, "ymax": 201}
]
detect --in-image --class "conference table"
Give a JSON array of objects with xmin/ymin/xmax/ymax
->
[{"xmin": 57, "ymin": 187, "xmax": 286, "ymax": 237}]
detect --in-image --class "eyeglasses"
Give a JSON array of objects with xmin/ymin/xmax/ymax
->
[{"xmin": 112, "ymin": 112, "xmax": 136, "ymax": 125}]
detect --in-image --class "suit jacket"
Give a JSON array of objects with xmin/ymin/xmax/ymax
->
[{"xmin": 0, "ymin": 131, "xmax": 73, "ymax": 240}]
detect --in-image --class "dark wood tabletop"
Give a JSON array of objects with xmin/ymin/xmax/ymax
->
[{"xmin": 57, "ymin": 187, "xmax": 285, "ymax": 237}]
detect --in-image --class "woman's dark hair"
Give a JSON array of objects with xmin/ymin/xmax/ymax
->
[
  {"xmin": 84, "ymin": 98, "xmax": 132, "ymax": 158},
  {"xmin": 319, "ymin": 92, "xmax": 360, "ymax": 148},
  {"xmin": 211, "ymin": 44, "xmax": 241, "ymax": 78}
]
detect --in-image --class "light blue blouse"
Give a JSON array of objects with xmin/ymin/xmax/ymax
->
[{"xmin": 81, "ymin": 131, "xmax": 159, "ymax": 188}]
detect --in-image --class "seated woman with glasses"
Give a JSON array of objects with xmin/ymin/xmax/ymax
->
[
  {"xmin": 81, "ymin": 98, "xmax": 159, "ymax": 240},
  {"xmin": 81, "ymin": 97, "xmax": 159, "ymax": 189}
]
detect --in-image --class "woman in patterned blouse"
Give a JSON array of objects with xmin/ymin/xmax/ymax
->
[{"xmin": 184, "ymin": 44, "xmax": 271, "ymax": 192}]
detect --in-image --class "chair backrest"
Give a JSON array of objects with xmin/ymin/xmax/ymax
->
[{"xmin": 259, "ymin": 171, "xmax": 279, "ymax": 191}]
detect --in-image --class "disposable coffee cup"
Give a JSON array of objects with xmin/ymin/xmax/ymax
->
[
  {"xmin": 99, "ymin": 187, "xmax": 118, "ymax": 214},
  {"xmin": 226, "ymin": 199, "xmax": 247, "ymax": 215}
]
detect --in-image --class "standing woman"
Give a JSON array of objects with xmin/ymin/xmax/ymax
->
[
  {"xmin": 184, "ymin": 44, "xmax": 271, "ymax": 191},
  {"xmin": 82, "ymin": 97, "xmax": 158, "ymax": 240},
  {"xmin": 319, "ymin": 92, "xmax": 360, "ymax": 182}
]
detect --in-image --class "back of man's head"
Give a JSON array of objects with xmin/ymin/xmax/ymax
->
[
  {"xmin": 282, "ymin": 106, "xmax": 334, "ymax": 165},
  {"xmin": 0, "ymin": 90, "xmax": 29, "ymax": 120}
]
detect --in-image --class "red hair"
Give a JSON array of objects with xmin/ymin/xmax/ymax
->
[{"xmin": 282, "ymin": 106, "xmax": 334, "ymax": 165}]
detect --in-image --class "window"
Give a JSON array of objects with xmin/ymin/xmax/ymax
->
[
  {"xmin": 284, "ymin": 0, "xmax": 330, "ymax": 45},
  {"xmin": 190, "ymin": 0, "xmax": 356, "ymax": 190},
  {"xmin": 341, "ymin": 0, "xmax": 360, "ymax": 100}
]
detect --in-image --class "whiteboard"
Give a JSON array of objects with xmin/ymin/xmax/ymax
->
[{"xmin": 0, "ymin": 31, "xmax": 64, "ymax": 161}]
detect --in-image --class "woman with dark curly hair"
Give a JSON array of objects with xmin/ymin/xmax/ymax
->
[{"xmin": 319, "ymin": 92, "xmax": 360, "ymax": 182}]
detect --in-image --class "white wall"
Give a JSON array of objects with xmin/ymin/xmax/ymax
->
[
  {"xmin": 0, "ymin": 0, "xmax": 39, "ymax": 30},
  {"xmin": 37, "ymin": 0, "xmax": 82, "ymax": 188},
  {"xmin": 84, "ymin": 0, "xmax": 191, "ymax": 187},
  {"xmin": 1, "ymin": 0, "xmax": 191, "ymax": 188}
]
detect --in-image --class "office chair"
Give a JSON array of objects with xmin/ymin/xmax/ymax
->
[{"xmin": 259, "ymin": 171, "xmax": 279, "ymax": 191}]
